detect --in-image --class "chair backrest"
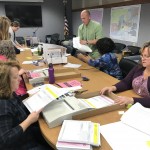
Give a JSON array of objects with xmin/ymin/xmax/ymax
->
[
  {"xmin": 45, "ymin": 33, "xmax": 60, "ymax": 45},
  {"xmin": 119, "ymin": 58, "xmax": 138, "ymax": 78},
  {"xmin": 114, "ymin": 43, "xmax": 126, "ymax": 54},
  {"xmin": 127, "ymin": 45, "xmax": 141, "ymax": 56},
  {"xmin": 45, "ymin": 35, "xmax": 51, "ymax": 43},
  {"xmin": 16, "ymin": 36, "xmax": 25, "ymax": 45},
  {"xmin": 50, "ymin": 33, "xmax": 60, "ymax": 44}
]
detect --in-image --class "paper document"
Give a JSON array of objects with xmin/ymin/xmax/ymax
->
[
  {"xmin": 31, "ymin": 47, "xmax": 38, "ymax": 52},
  {"xmin": 56, "ymin": 141, "xmax": 93, "ymax": 150},
  {"xmin": 80, "ymin": 95, "xmax": 114, "ymax": 108},
  {"xmin": 56, "ymin": 80, "xmax": 82, "ymax": 88},
  {"xmin": 23, "ymin": 84, "xmax": 82, "ymax": 112},
  {"xmin": 101, "ymin": 103, "xmax": 150, "ymax": 150},
  {"xmin": 120, "ymin": 103, "xmax": 150, "ymax": 135},
  {"xmin": 58, "ymin": 120, "xmax": 101, "ymax": 147},
  {"xmin": 22, "ymin": 61, "xmax": 33, "ymax": 64},
  {"xmin": 73, "ymin": 37, "xmax": 92, "ymax": 53},
  {"xmin": 18, "ymin": 48, "xmax": 25, "ymax": 51},
  {"xmin": 63, "ymin": 63, "xmax": 81, "ymax": 68}
]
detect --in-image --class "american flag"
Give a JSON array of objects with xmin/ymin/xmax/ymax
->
[{"xmin": 64, "ymin": 16, "xmax": 69, "ymax": 36}]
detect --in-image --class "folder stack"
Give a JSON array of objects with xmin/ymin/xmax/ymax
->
[{"xmin": 56, "ymin": 120, "xmax": 101, "ymax": 150}]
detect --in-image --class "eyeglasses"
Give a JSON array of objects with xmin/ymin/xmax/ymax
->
[{"xmin": 140, "ymin": 55, "xmax": 150, "ymax": 59}]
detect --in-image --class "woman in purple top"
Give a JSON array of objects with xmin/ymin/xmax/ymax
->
[{"xmin": 100, "ymin": 41, "xmax": 150, "ymax": 108}]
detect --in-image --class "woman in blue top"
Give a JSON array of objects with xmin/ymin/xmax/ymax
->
[{"xmin": 77, "ymin": 37, "xmax": 123, "ymax": 80}]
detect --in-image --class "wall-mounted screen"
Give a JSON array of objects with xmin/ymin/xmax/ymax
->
[{"xmin": 5, "ymin": 5, "xmax": 42, "ymax": 27}]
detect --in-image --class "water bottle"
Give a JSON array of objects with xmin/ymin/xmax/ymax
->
[{"xmin": 48, "ymin": 63, "xmax": 55, "ymax": 84}]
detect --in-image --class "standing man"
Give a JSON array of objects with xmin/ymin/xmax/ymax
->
[
  {"xmin": 9, "ymin": 21, "xmax": 22, "ymax": 53},
  {"xmin": 78, "ymin": 9, "xmax": 103, "ymax": 59}
]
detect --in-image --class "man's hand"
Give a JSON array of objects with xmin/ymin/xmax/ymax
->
[{"xmin": 80, "ymin": 40, "xmax": 88, "ymax": 45}]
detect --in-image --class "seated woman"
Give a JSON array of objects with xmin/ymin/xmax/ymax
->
[
  {"xmin": 77, "ymin": 37, "xmax": 123, "ymax": 80},
  {"xmin": 0, "ymin": 40, "xmax": 28, "ymax": 99},
  {"xmin": 0, "ymin": 16, "xmax": 28, "ymax": 99},
  {"xmin": 0, "ymin": 61, "xmax": 53, "ymax": 150},
  {"xmin": 100, "ymin": 41, "xmax": 150, "ymax": 108}
]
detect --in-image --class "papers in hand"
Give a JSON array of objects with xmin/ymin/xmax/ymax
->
[
  {"xmin": 101, "ymin": 103, "xmax": 150, "ymax": 150},
  {"xmin": 23, "ymin": 84, "xmax": 82, "ymax": 113},
  {"xmin": 58, "ymin": 120, "xmax": 101, "ymax": 147},
  {"xmin": 73, "ymin": 37, "xmax": 92, "ymax": 53}
]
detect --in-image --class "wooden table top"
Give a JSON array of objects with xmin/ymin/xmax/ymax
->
[{"xmin": 17, "ymin": 50, "xmax": 139, "ymax": 150}]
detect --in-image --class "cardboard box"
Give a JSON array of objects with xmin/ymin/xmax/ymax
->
[
  {"xmin": 54, "ymin": 68, "xmax": 81, "ymax": 80},
  {"xmin": 42, "ymin": 91, "xmax": 125, "ymax": 128},
  {"xmin": 73, "ymin": 91, "xmax": 125, "ymax": 120},
  {"xmin": 26, "ymin": 68, "xmax": 81, "ymax": 84}
]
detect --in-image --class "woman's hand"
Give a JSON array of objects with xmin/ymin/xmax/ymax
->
[
  {"xmin": 19, "ymin": 68, "xmax": 26, "ymax": 75},
  {"xmin": 100, "ymin": 86, "xmax": 117, "ymax": 95},
  {"xmin": 77, "ymin": 53, "xmax": 91, "ymax": 63},
  {"xmin": 26, "ymin": 109, "xmax": 42, "ymax": 125},
  {"xmin": 20, "ymin": 109, "xmax": 43, "ymax": 132},
  {"xmin": 114, "ymin": 96, "xmax": 134, "ymax": 105}
]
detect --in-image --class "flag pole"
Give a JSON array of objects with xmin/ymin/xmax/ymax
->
[{"xmin": 63, "ymin": 0, "xmax": 69, "ymax": 40}]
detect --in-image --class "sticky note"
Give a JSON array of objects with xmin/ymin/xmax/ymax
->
[
  {"xmin": 126, "ymin": 104, "xmax": 132, "ymax": 109},
  {"xmin": 26, "ymin": 57, "xmax": 32, "ymax": 59},
  {"xmin": 146, "ymin": 141, "xmax": 150, "ymax": 147}
]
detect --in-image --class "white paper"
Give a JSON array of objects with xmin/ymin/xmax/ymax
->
[
  {"xmin": 58, "ymin": 120, "xmax": 101, "ymax": 146},
  {"xmin": 58, "ymin": 120, "xmax": 91, "ymax": 144},
  {"xmin": 101, "ymin": 103, "xmax": 150, "ymax": 150},
  {"xmin": 31, "ymin": 47, "xmax": 38, "ymax": 52},
  {"xmin": 27, "ymin": 84, "xmax": 46, "ymax": 95},
  {"xmin": 22, "ymin": 61, "xmax": 33, "ymax": 64},
  {"xmin": 18, "ymin": 48, "xmax": 25, "ymax": 51},
  {"xmin": 101, "ymin": 122, "xmax": 150, "ymax": 150},
  {"xmin": 81, "ymin": 95, "xmax": 114, "ymax": 108},
  {"xmin": 121, "ymin": 103, "xmax": 150, "ymax": 135},
  {"xmin": 73, "ymin": 37, "xmax": 92, "ymax": 53},
  {"xmin": 63, "ymin": 63, "xmax": 81, "ymax": 68},
  {"xmin": 24, "ymin": 84, "xmax": 82, "ymax": 112}
]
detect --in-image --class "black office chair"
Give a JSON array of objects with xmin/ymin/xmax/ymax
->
[
  {"xmin": 16, "ymin": 36, "xmax": 25, "ymax": 45},
  {"xmin": 127, "ymin": 45, "xmax": 141, "ymax": 56},
  {"xmin": 119, "ymin": 58, "xmax": 138, "ymax": 78},
  {"xmin": 114, "ymin": 43, "xmax": 126, "ymax": 54},
  {"xmin": 45, "ymin": 33, "xmax": 60, "ymax": 45}
]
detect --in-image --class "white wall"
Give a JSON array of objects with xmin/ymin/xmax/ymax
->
[
  {"xmin": 0, "ymin": 0, "xmax": 65, "ymax": 42},
  {"xmin": 72, "ymin": 3, "xmax": 150, "ymax": 47}
]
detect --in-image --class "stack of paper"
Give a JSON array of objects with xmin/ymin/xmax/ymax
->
[
  {"xmin": 101, "ymin": 103, "xmax": 150, "ymax": 150},
  {"xmin": 56, "ymin": 141, "xmax": 93, "ymax": 150},
  {"xmin": 23, "ymin": 84, "xmax": 82, "ymax": 113},
  {"xmin": 80, "ymin": 95, "xmax": 114, "ymax": 109},
  {"xmin": 57, "ymin": 120, "xmax": 101, "ymax": 150},
  {"xmin": 56, "ymin": 80, "xmax": 82, "ymax": 88}
]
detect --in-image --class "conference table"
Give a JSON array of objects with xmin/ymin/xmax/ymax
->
[{"xmin": 17, "ymin": 49, "xmax": 139, "ymax": 150}]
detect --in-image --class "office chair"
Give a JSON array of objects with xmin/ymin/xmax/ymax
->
[
  {"xmin": 127, "ymin": 45, "xmax": 141, "ymax": 56},
  {"xmin": 119, "ymin": 58, "xmax": 138, "ymax": 78},
  {"xmin": 114, "ymin": 43, "xmax": 126, "ymax": 54},
  {"xmin": 16, "ymin": 36, "xmax": 25, "ymax": 45},
  {"xmin": 45, "ymin": 33, "xmax": 60, "ymax": 45}
]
